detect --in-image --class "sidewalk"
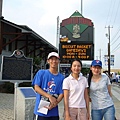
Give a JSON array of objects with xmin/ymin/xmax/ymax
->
[
  {"xmin": 0, "ymin": 93, "xmax": 14, "ymax": 120},
  {"xmin": 0, "ymin": 84, "xmax": 120, "ymax": 120},
  {"xmin": 112, "ymin": 84, "xmax": 120, "ymax": 119}
]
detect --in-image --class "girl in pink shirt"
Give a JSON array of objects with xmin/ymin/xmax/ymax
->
[{"xmin": 63, "ymin": 59, "xmax": 90, "ymax": 120}]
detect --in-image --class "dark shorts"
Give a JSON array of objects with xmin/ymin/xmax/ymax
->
[{"xmin": 33, "ymin": 114, "xmax": 59, "ymax": 120}]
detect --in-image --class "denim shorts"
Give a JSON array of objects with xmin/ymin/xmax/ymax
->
[{"xmin": 91, "ymin": 105, "xmax": 115, "ymax": 120}]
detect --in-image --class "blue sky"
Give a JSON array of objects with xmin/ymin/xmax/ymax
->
[{"xmin": 2, "ymin": 0, "xmax": 120, "ymax": 69}]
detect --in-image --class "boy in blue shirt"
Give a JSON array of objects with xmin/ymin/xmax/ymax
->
[{"xmin": 32, "ymin": 52, "xmax": 64, "ymax": 120}]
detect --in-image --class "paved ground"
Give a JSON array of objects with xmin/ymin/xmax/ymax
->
[
  {"xmin": 112, "ymin": 84, "xmax": 120, "ymax": 120},
  {"xmin": 0, "ymin": 93, "xmax": 14, "ymax": 120},
  {"xmin": 0, "ymin": 83, "xmax": 120, "ymax": 120}
]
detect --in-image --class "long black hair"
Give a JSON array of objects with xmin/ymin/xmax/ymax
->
[{"xmin": 88, "ymin": 70, "xmax": 93, "ymax": 88}]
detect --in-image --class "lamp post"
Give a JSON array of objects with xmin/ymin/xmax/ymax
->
[
  {"xmin": 81, "ymin": 0, "xmax": 83, "ymax": 15},
  {"xmin": 56, "ymin": 16, "xmax": 60, "ymax": 72}
]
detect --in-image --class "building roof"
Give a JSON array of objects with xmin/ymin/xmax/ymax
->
[
  {"xmin": 70, "ymin": 10, "xmax": 83, "ymax": 18},
  {"xmin": 0, "ymin": 17, "xmax": 57, "ymax": 57},
  {"xmin": 1, "ymin": 17, "xmax": 57, "ymax": 50}
]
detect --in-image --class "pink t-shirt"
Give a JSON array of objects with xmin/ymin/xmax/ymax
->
[{"xmin": 62, "ymin": 74, "xmax": 88, "ymax": 108}]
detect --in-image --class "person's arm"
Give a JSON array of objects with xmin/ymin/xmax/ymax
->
[
  {"xmin": 49, "ymin": 93, "xmax": 64, "ymax": 109},
  {"xmin": 64, "ymin": 89, "xmax": 71, "ymax": 120},
  {"xmin": 84, "ymin": 88, "xmax": 90, "ymax": 120},
  {"xmin": 57, "ymin": 94, "xmax": 64, "ymax": 103},
  {"xmin": 108, "ymin": 85, "xmax": 112, "ymax": 97},
  {"xmin": 34, "ymin": 85, "xmax": 57, "ymax": 105},
  {"xmin": 87, "ymin": 88, "xmax": 91, "ymax": 102}
]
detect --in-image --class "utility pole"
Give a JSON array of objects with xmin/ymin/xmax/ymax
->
[
  {"xmin": 105, "ymin": 26, "xmax": 112, "ymax": 76},
  {"xmin": 96, "ymin": 56, "xmax": 98, "ymax": 60},
  {"xmin": 98, "ymin": 49, "xmax": 102, "ymax": 60}
]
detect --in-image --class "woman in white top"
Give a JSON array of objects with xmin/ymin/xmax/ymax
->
[
  {"xmin": 88, "ymin": 60, "xmax": 115, "ymax": 120},
  {"xmin": 63, "ymin": 59, "xmax": 90, "ymax": 120}
]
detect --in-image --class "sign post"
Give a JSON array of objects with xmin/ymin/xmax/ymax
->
[
  {"xmin": 1, "ymin": 50, "xmax": 33, "ymax": 120},
  {"xmin": 14, "ymin": 82, "xmax": 19, "ymax": 120}
]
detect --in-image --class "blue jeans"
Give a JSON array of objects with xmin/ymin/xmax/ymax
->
[{"xmin": 91, "ymin": 105, "xmax": 115, "ymax": 120}]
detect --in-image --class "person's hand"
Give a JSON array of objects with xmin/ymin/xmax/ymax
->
[
  {"xmin": 89, "ymin": 97, "xmax": 91, "ymax": 102},
  {"xmin": 44, "ymin": 103, "xmax": 53, "ymax": 110},
  {"xmin": 48, "ymin": 95, "xmax": 57, "ymax": 104},
  {"xmin": 64, "ymin": 112, "xmax": 71, "ymax": 120},
  {"xmin": 65, "ymin": 115, "xmax": 71, "ymax": 120},
  {"xmin": 44, "ymin": 102, "xmax": 58, "ymax": 110},
  {"xmin": 44, "ymin": 95, "xmax": 58, "ymax": 110},
  {"xmin": 87, "ymin": 112, "xmax": 90, "ymax": 120}
]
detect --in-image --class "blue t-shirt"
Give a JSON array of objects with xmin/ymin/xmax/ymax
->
[{"xmin": 32, "ymin": 69, "xmax": 64, "ymax": 117}]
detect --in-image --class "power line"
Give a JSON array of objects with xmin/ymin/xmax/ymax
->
[
  {"xmin": 110, "ymin": 26, "xmax": 120, "ymax": 44},
  {"xmin": 110, "ymin": 0, "xmax": 120, "ymax": 45},
  {"xmin": 109, "ymin": 0, "xmax": 116, "ymax": 25},
  {"xmin": 103, "ymin": 0, "xmax": 120, "ymax": 68},
  {"xmin": 105, "ymin": 0, "xmax": 113, "ymax": 26},
  {"xmin": 111, "ymin": 43, "xmax": 120, "ymax": 53},
  {"xmin": 112, "ymin": 0, "xmax": 120, "ymax": 26},
  {"xmin": 111, "ymin": 35, "xmax": 120, "ymax": 46}
]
